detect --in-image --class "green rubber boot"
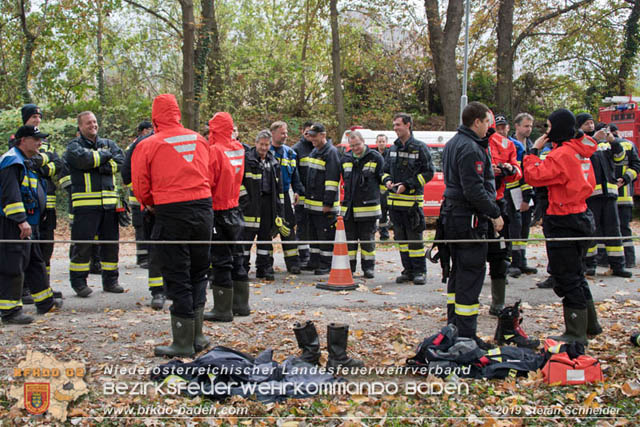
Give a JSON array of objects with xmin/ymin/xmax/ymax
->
[
  {"xmin": 154, "ymin": 315, "xmax": 195, "ymax": 358},
  {"xmin": 232, "ymin": 280, "xmax": 251, "ymax": 316},
  {"xmin": 489, "ymin": 277, "xmax": 506, "ymax": 316},
  {"xmin": 586, "ymin": 299, "xmax": 603, "ymax": 336},
  {"xmin": 203, "ymin": 286, "xmax": 233, "ymax": 322},
  {"xmin": 194, "ymin": 307, "xmax": 210, "ymax": 353},
  {"xmin": 550, "ymin": 306, "xmax": 588, "ymax": 346}
]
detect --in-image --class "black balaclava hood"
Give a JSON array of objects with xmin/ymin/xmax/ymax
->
[
  {"xmin": 547, "ymin": 109, "xmax": 576, "ymax": 144},
  {"xmin": 575, "ymin": 112, "xmax": 594, "ymax": 136}
]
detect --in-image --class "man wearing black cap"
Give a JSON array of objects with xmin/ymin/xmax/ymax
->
[
  {"xmin": 303, "ymin": 123, "xmax": 341, "ymax": 274},
  {"xmin": 577, "ymin": 116, "xmax": 630, "ymax": 278},
  {"xmin": 121, "ymin": 120, "xmax": 166, "ymax": 309},
  {"xmin": 64, "ymin": 111, "xmax": 125, "ymax": 297},
  {"xmin": 611, "ymin": 123, "xmax": 640, "ymax": 268},
  {"xmin": 0, "ymin": 126, "xmax": 62, "ymax": 324}
]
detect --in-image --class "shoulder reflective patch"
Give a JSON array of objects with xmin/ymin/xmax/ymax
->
[
  {"xmin": 581, "ymin": 137, "xmax": 595, "ymax": 147},
  {"xmin": 475, "ymin": 161, "xmax": 483, "ymax": 174},
  {"xmin": 165, "ymin": 134, "xmax": 198, "ymax": 144},
  {"xmin": 581, "ymin": 163, "xmax": 591, "ymax": 171}
]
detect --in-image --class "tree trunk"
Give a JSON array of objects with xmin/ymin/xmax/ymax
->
[
  {"xmin": 424, "ymin": 0, "xmax": 463, "ymax": 130},
  {"xmin": 296, "ymin": 0, "xmax": 320, "ymax": 116},
  {"xmin": 496, "ymin": 0, "xmax": 515, "ymax": 117},
  {"xmin": 18, "ymin": 0, "xmax": 35, "ymax": 104},
  {"xmin": 180, "ymin": 0, "xmax": 197, "ymax": 130},
  {"xmin": 329, "ymin": 0, "xmax": 346, "ymax": 142},
  {"xmin": 96, "ymin": 0, "xmax": 106, "ymax": 121},
  {"xmin": 206, "ymin": 0, "xmax": 224, "ymax": 112},
  {"xmin": 193, "ymin": 0, "xmax": 215, "ymax": 127},
  {"xmin": 618, "ymin": 0, "xmax": 640, "ymax": 94}
]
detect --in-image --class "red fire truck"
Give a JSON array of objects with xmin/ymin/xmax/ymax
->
[{"xmin": 599, "ymin": 96, "xmax": 640, "ymax": 193}]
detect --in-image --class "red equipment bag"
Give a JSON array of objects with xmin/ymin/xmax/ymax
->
[{"xmin": 541, "ymin": 339, "xmax": 603, "ymax": 385}]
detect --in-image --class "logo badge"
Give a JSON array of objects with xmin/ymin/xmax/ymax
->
[
  {"xmin": 475, "ymin": 161, "xmax": 484, "ymax": 174},
  {"xmin": 502, "ymin": 138, "xmax": 509, "ymax": 149},
  {"xmin": 24, "ymin": 383, "xmax": 50, "ymax": 415}
]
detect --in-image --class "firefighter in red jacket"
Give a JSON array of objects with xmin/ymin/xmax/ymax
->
[
  {"xmin": 487, "ymin": 114, "xmax": 522, "ymax": 317},
  {"xmin": 132, "ymin": 94, "xmax": 213, "ymax": 358},
  {"xmin": 524, "ymin": 109, "xmax": 598, "ymax": 345},
  {"xmin": 203, "ymin": 112, "xmax": 248, "ymax": 323}
]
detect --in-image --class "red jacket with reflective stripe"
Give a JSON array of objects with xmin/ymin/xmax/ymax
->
[
  {"xmin": 208, "ymin": 112, "xmax": 244, "ymax": 210},
  {"xmin": 523, "ymin": 135, "xmax": 597, "ymax": 215},
  {"xmin": 489, "ymin": 132, "xmax": 522, "ymax": 200},
  {"xmin": 132, "ymin": 94, "xmax": 211, "ymax": 207}
]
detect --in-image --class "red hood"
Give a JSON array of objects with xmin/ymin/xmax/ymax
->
[
  {"xmin": 208, "ymin": 112, "xmax": 234, "ymax": 146},
  {"xmin": 152, "ymin": 94, "xmax": 182, "ymax": 132},
  {"xmin": 563, "ymin": 134, "xmax": 597, "ymax": 158}
]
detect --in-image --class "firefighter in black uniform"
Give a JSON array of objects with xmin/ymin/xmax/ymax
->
[
  {"xmin": 1, "ymin": 126, "xmax": 62, "ymax": 324},
  {"xmin": 441, "ymin": 102, "xmax": 503, "ymax": 349},
  {"xmin": 292, "ymin": 121, "xmax": 314, "ymax": 269},
  {"xmin": 375, "ymin": 134, "xmax": 391, "ymax": 240},
  {"xmin": 64, "ymin": 111, "xmax": 125, "ymax": 297},
  {"xmin": 240, "ymin": 130, "xmax": 287, "ymax": 280},
  {"xmin": 9, "ymin": 104, "xmax": 63, "ymax": 303},
  {"xmin": 576, "ymin": 115, "xmax": 631, "ymax": 278},
  {"xmin": 121, "ymin": 121, "xmax": 166, "ymax": 309},
  {"xmin": 127, "ymin": 121, "xmax": 153, "ymax": 268},
  {"xmin": 304, "ymin": 123, "xmax": 341, "ymax": 274},
  {"xmin": 341, "ymin": 130, "xmax": 384, "ymax": 278},
  {"xmin": 382, "ymin": 113, "xmax": 434, "ymax": 285},
  {"xmin": 611, "ymin": 123, "xmax": 640, "ymax": 268}
]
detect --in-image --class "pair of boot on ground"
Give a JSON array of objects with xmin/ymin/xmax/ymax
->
[
  {"xmin": 293, "ymin": 321, "xmax": 363, "ymax": 370},
  {"xmin": 154, "ymin": 308, "xmax": 210, "ymax": 357},
  {"xmin": 203, "ymin": 280, "xmax": 251, "ymax": 322}
]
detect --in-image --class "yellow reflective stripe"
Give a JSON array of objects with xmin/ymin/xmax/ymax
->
[
  {"xmin": 148, "ymin": 277, "xmax": 163, "ymax": 287},
  {"xmin": 72, "ymin": 191, "xmax": 102, "ymax": 199},
  {"xmin": 381, "ymin": 173, "xmax": 390, "ymax": 181},
  {"xmin": 447, "ymin": 293, "xmax": 455, "ymax": 304},
  {"xmin": 40, "ymin": 153, "xmax": 50, "ymax": 165},
  {"xmin": 613, "ymin": 150, "xmax": 626, "ymax": 162},
  {"xmin": 284, "ymin": 249, "xmax": 298, "ymax": 257},
  {"xmin": 129, "ymin": 195, "xmax": 139, "ymax": 203},
  {"xmin": 245, "ymin": 172, "xmax": 262, "ymax": 180},
  {"xmin": 388, "ymin": 193, "xmax": 422, "ymax": 200},
  {"xmin": 521, "ymin": 184, "xmax": 532, "ymax": 191},
  {"xmin": 32, "ymin": 287, "xmax": 53, "ymax": 303},
  {"xmin": 506, "ymin": 181, "xmax": 520, "ymax": 189},
  {"xmin": 325, "ymin": 180, "xmax": 339, "ymax": 187},
  {"xmin": 399, "ymin": 244, "xmax": 408, "ymax": 252},
  {"xmin": 243, "ymin": 216, "xmax": 260, "ymax": 222},
  {"xmin": 47, "ymin": 162, "xmax": 56, "ymax": 177},
  {"xmin": 299, "ymin": 157, "xmax": 309, "ymax": 166},
  {"xmin": 342, "ymin": 162, "xmax": 353, "ymax": 169},
  {"xmin": 361, "ymin": 249, "xmax": 375, "ymax": 256},
  {"xmin": 627, "ymin": 169, "xmax": 638, "ymax": 181},
  {"xmin": 59, "ymin": 175, "xmax": 71, "ymax": 185},
  {"xmin": 109, "ymin": 159, "xmax": 117, "ymax": 175},
  {"xmin": 84, "ymin": 173, "xmax": 92, "ymax": 192},
  {"xmin": 455, "ymin": 303, "xmax": 479, "ymax": 316},
  {"xmin": 100, "ymin": 261, "xmax": 118, "ymax": 271},
  {"xmin": 22, "ymin": 176, "xmax": 38, "ymax": 188},
  {"xmin": 606, "ymin": 246, "xmax": 624, "ymax": 256},
  {"xmin": 3, "ymin": 202, "xmax": 26, "ymax": 216},
  {"xmin": 127, "ymin": 182, "xmax": 133, "ymax": 188},
  {"xmin": 348, "ymin": 250, "xmax": 357, "ymax": 257},
  {"xmin": 93, "ymin": 151, "xmax": 100, "ymax": 168},
  {"xmin": 417, "ymin": 174, "xmax": 426, "ymax": 186},
  {"xmin": 586, "ymin": 246, "xmax": 597, "ymax": 255},
  {"xmin": 0, "ymin": 299, "xmax": 23, "ymax": 310},
  {"xmin": 70, "ymin": 262, "xmax": 90, "ymax": 271},
  {"xmin": 353, "ymin": 205, "xmax": 381, "ymax": 212},
  {"xmin": 387, "ymin": 200, "xmax": 415, "ymax": 207},
  {"xmin": 409, "ymin": 248, "xmax": 425, "ymax": 257},
  {"xmin": 307, "ymin": 158, "xmax": 326, "ymax": 166}
]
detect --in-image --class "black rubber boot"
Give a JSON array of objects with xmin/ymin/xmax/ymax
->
[
  {"xmin": 489, "ymin": 277, "xmax": 506, "ymax": 316},
  {"xmin": 586, "ymin": 299, "xmax": 603, "ymax": 336},
  {"xmin": 194, "ymin": 307, "xmax": 210, "ymax": 353},
  {"xmin": 2, "ymin": 311, "xmax": 34, "ymax": 325},
  {"xmin": 326, "ymin": 323, "xmax": 364, "ymax": 370},
  {"xmin": 154, "ymin": 315, "xmax": 195, "ymax": 358},
  {"xmin": 232, "ymin": 280, "xmax": 251, "ymax": 316},
  {"xmin": 203, "ymin": 286, "xmax": 233, "ymax": 322},
  {"xmin": 494, "ymin": 300, "xmax": 539, "ymax": 349},
  {"xmin": 293, "ymin": 321, "xmax": 321, "ymax": 365},
  {"xmin": 550, "ymin": 306, "xmax": 588, "ymax": 346},
  {"xmin": 151, "ymin": 292, "xmax": 166, "ymax": 310}
]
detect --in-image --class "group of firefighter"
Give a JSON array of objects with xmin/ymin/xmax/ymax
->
[{"xmin": 1, "ymin": 95, "xmax": 640, "ymax": 357}]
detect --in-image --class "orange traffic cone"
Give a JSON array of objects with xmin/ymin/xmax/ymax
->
[{"xmin": 316, "ymin": 216, "xmax": 358, "ymax": 291}]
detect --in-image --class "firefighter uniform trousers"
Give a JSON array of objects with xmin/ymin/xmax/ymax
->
[
  {"xmin": 488, "ymin": 199, "xmax": 510, "ymax": 280},
  {"xmin": 345, "ymin": 217, "xmax": 376, "ymax": 272},
  {"xmin": 295, "ymin": 202, "xmax": 310, "ymax": 264},
  {"xmin": 281, "ymin": 191, "xmax": 300, "ymax": 270},
  {"xmin": 308, "ymin": 212, "xmax": 336, "ymax": 270},
  {"xmin": 0, "ymin": 220, "xmax": 55, "ymax": 318},
  {"xmin": 618, "ymin": 205, "xmax": 635, "ymax": 267},
  {"xmin": 378, "ymin": 187, "xmax": 390, "ymax": 237},
  {"xmin": 243, "ymin": 194, "xmax": 275, "ymax": 273},
  {"xmin": 143, "ymin": 212, "xmax": 163, "ymax": 295},
  {"xmin": 544, "ymin": 213, "xmax": 594, "ymax": 311},
  {"xmin": 389, "ymin": 208, "xmax": 426, "ymax": 276},
  {"xmin": 212, "ymin": 207, "xmax": 246, "ymax": 288},
  {"xmin": 131, "ymin": 204, "xmax": 148, "ymax": 264},
  {"xmin": 153, "ymin": 200, "xmax": 212, "ymax": 318},
  {"xmin": 70, "ymin": 209, "xmax": 119, "ymax": 289},
  {"xmin": 444, "ymin": 214, "xmax": 487, "ymax": 338},
  {"xmin": 584, "ymin": 197, "xmax": 624, "ymax": 270},
  {"xmin": 39, "ymin": 208, "xmax": 56, "ymax": 278}
]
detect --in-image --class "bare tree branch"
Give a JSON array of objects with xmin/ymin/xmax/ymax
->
[
  {"xmin": 512, "ymin": 0, "xmax": 594, "ymax": 55},
  {"xmin": 122, "ymin": 0, "xmax": 182, "ymax": 37}
]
